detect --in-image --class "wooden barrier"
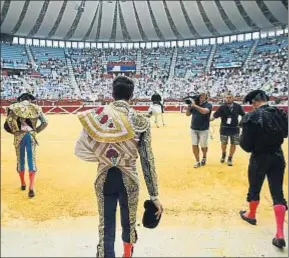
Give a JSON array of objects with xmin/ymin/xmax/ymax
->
[{"xmin": 1, "ymin": 104, "xmax": 287, "ymax": 115}]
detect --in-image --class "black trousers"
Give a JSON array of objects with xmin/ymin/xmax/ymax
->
[
  {"xmin": 95, "ymin": 167, "xmax": 138, "ymax": 258},
  {"xmin": 247, "ymin": 149, "xmax": 287, "ymax": 207}
]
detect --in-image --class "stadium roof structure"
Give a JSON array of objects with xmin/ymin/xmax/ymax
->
[{"xmin": 1, "ymin": 0, "xmax": 288, "ymax": 42}]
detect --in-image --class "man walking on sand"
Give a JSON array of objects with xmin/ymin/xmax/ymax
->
[
  {"xmin": 186, "ymin": 93, "xmax": 212, "ymax": 168},
  {"xmin": 75, "ymin": 76, "xmax": 163, "ymax": 258},
  {"xmin": 211, "ymin": 93, "xmax": 245, "ymax": 166},
  {"xmin": 239, "ymin": 90, "xmax": 288, "ymax": 249},
  {"xmin": 4, "ymin": 93, "xmax": 48, "ymax": 198}
]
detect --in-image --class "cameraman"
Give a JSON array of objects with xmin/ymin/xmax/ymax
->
[
  {"xmin": 186, "ymin": 93, "xmax": 212, "ymax": 168},
  {"xmin": 211, "ymin": 93, "xmax": 245, "ymax": 166}
]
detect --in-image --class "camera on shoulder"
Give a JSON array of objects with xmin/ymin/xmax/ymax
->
[{"xmin": 183, "ymin": 95, "xmax": 200, "ymax": 106}]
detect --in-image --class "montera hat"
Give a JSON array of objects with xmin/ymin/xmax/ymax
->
[
  {"xmin": 243, "ymin": 90, "xmax": 269, "ymax": 104},
  {"xmin": 142, "ymin": 200, "xmax": 162, "ymax": 229},
  {"xmin": 17, "ymin": 93, "xmax": 36, "ymax": 102}
]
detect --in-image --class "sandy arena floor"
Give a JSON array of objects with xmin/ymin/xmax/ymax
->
[{"xmin": 1, "ymin": 113, "xmax": 288, "ymax": 257}]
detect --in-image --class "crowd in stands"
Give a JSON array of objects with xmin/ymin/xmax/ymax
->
[
  {"xmin": 141, "ymin": 47, "xmax": 174, "ymax": 80},
  {"xmin": 213, "ymin": 40, "xmax": 253, "ymax": 68},
  {"xmin": 105, "ymin": 48, "xmax": 137, "ymax": 62},
  {"xmin": 1, "ymin": 75, "xmax": 33, "ymax": 99},
  {"xmin": 175, "ymin": 45, "xmax": 211, "ymax": 78},
  {"xmin": 69, "ymin": 48, "xmax": 105, "ymax": 79},
  {"xmin": 1, "ymin": 35, "xmax": 288, "ymax": 101},
  {"xmin": 1, "ymin": 43, "xmax": 31, "ymax": 69},
  {"xmin": 31, "ymin": 46, "xmax": 68, "ymax": 78},
  {"xmin": 245, "ymin": 36, "xmax": 288, "ymax": 96},
  {"xmin": 1, "ymin": 74, "xmax": 77, "ymax": 100},
  {"xmin": 34, "ymin": 78, "xmax": 77, "ymax": 99},
  {"xmin": 77, "ymin": 77, "xmax": 112, "ymax": 100}
]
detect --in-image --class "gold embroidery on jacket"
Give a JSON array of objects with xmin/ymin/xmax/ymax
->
[
  {"xmin": 94, "ymin": 171, "xmax": 107, "ymax": 257},
  {"xmin": 78, "ymin": 104, "xmax": 135, "ymax": 143},
  {"xmin": 6, "ymin": 102, "xmax": 47, "ymax": 147},
  {"xmin": 122, "ymin": 174, "xmax": 139, "ymax": 244},
  {"xmin": 8, "ymin": 101, "xmax": 42, "ymax": 119},
  {"xmin": 78, "ymin": 100, "xmax": 157, "ymax": 195},
  {"xmin": 137, "ymin": 126, "xmax": 159, "ymax": 197},
  {"xmin": 15, "ymin": 144, "xmax": 21, "ymax": 172}
]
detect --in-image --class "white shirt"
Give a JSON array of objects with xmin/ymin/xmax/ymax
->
[{"xmin": 21, "ymin": 121, "xmax": 33, "ymax": 132}]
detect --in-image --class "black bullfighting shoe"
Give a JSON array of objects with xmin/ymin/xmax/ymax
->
[
  {"xmin": 239, "ymin": 210, "xmax": 257, "ymax": 225},
  {"xmin": 272, "ymin": 238, "xmax": 286, "ymax": 249},
  {"xmin": 28, "ymin": 189, "xmax": 35, "ymax": 198},
  {"xmin": 21, "ymin": 185, "xmax": 26, "ymax": 191}
]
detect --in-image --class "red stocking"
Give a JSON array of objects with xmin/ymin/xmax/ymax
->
[
  {"xmin": 29, "ymin": 172, "xmax": 36, "ymax": 190},
  {"xmin": 245, "ymin": 201, "xmax": 259, "ymax": 219},
  {"xmin": 274, "ymin": 205, "xmax": 286, "ymax": 239},
  {"xmin": 18, "ymin": 171, "xmax": 25, "ymax": 186}
]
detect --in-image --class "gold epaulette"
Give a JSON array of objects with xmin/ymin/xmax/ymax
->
[{"xmin": 128, "ymin": 109, "xmax": 150, "ymax": 133}]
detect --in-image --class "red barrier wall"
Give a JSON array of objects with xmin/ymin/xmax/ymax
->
[{"xmin": 1, "ymin": 104, "xmax": 287, "ymax": 115}]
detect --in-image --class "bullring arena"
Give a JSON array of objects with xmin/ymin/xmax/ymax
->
[
  {"xmin": 1, "ymin": 0, "xmax": 288, "ymax": 256},
  {"xmin": 1, "ymin": 104, "xmax": 288, "ymax": 257}
]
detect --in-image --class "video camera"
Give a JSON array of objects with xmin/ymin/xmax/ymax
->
[{"xmin": 183, "ymin": 95, "xmax": 200, "ymax": 106}]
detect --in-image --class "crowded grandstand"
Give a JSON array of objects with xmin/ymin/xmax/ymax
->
[
  {"xmin": 0, "ymin": 1, "xmax": 288, "ymax": 106},
  {"xmin": 1, "ymin": 1, "xmax": 289, "ymax": 257},
  {"xmin": 1, "ymin": 33, "xmax": 288, "ymax": 103}
]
